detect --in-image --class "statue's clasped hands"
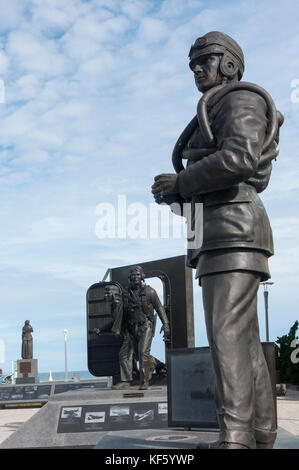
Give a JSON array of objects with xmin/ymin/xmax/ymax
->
[{"xmin": 151, "ymin": 174, "xmax": 178, "ymax": 204}]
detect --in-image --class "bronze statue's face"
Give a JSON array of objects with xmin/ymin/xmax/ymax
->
[
  {"xmin": 129, "ymin": 270, "xmax": 142, "ymax": 287},
  {"xmin": 190, "ymin": 53, "xmax": 222, "ymax": 93}
]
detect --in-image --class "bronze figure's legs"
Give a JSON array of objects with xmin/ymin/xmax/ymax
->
[
  {"xmin": 138, "ymin": 324, "xmax": 155, "ymax": 390},
  {"xmin": 250, "ymin": 312, "xmax": 277, "ymax": 448},
  {"xmin": 118, "ymin": 332, "xmax": 136, "ymax": 383},
  {"xmin": 115, "ymin": 323, "xmax": 155, "ymax": 390},
  {"xmin": 201, "ymin": 271, "xmax": 276, "ymax": 449}
]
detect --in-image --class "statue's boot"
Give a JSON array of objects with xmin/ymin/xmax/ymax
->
[
  {"xmin": 196, "ymin": 429, "xmax": 254, "ymax": 450},
  {"xmin": 197, "ymin": 440, "xmax": 249, "ymax": 449},
  {"xmin": 139, "ymin": 359, "xmax": 154, "ymax": 390},
  {"xmin": 196, "ymin": 440, "xmax": 220, "ymax": 449},
  {"xmin": 255, "ymin": 431, "xmax": 277, "ymax": 449},
  {"xmin": 196, "ymin": 430, "xmax": 225, "ymax": 449},
  {"xmin": 139, "ymin": 382, "xmax": 149, "ymax": 390},
  {"xmin": 219, "ymin": 442, "xmax": 249, "ymax": 449},
  {"xmin": 196, "ymin": 434, "xmax": 276, "ymax": 450},
  {"xmin": 112, "ymin": 381, "xmax": 131, "ymax": 390},
  {"xmin": 256, "ymin": 442, "xmax": 274, "ymax": 449}
]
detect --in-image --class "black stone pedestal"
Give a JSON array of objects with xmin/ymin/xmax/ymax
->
[{"xmin": 15, "ymin": 377, "xmax": 39, "ymax": 384}]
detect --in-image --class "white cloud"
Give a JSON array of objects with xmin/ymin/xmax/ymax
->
[
  {"xmin": 159, "ymin": 0, "xmax": 203, "ymax": 18},
  {"xmin": 272, "ymin": 217, "xmax": 299, "ymax": 239},
  {"xmin": 18, "ymin": 149, "xmax": 50, "ymax": 163},
  {"xmin": 9, "ymin": 74, "xmax": 41, "ymax": 101},
  {"xmin": 138, "ymin": 17, "xmax": 169, "ymax": 44},
  {"xmin": 121, "ymin": 0, "xmax": 152, "ymax": 20},
  {"xmin": 0, "ymin": 0, "xmax": 27, "ymax": 33},
  {"xmin": 7, "ymin": 30, "xmax": 70, "ymax": 77},
  {"xmin": 30, "ymin": 0, "xmax": 80, "ymax": 34},
  {"xmin": 0, "ymin": 50, "xmax": 8, "ymax": 75},
  {"xmin": 61, "ymin": 14, "xmax": 129, "ymax": 61}
]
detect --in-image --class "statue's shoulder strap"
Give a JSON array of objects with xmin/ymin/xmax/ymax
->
[
  {"xmin": 122, "ymin": 289, "xmax": 130, "ymax": 309},
  {"xmin": 140, "ymin": 285, "xmax": 154, "ymax": 319},
  {"xmin": 140, "ymin": 285, "xmax": 149, "ymax": 303},
  {"xmin": 197, "ymin": 81, "xmax": 280, "ymax": 153},
  {"xmin": 172, "ymin": 115, "xmax": 198, "ymax": 173}
]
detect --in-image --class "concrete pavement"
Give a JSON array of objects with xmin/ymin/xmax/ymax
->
[
  {"xmin": 0, "ymin": 407, "xmax": 40, "ymax": 445},
  {"xmin": 276, "ymin": 388, "xmax": 299, "ymax": 437},
  {"xmin": 0, "ymin": 389, "xmax": 298, "ymax": 448}
]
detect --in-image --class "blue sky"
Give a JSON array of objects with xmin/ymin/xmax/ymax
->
[{"xmin": 0, "ymin": 0, "xmax": 298, "ymax": 374}]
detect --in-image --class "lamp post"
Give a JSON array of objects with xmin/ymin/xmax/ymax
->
[
  {"xmin": 260, "ymin": 282, "xmax": 274, "ymax": 342},
  {"xmin": 63, "ymin": 329, "xmax": 68, "ymax": 382}
]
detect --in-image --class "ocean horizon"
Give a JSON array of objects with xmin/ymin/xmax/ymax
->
[
  {"xmin": 0, "ymin": 370, "xmax": 102, "ymax": 382},
  {"xmin": 0, "ymin": 369, "xmax": 108, "ymax": 383},
  {"xmin": 38, "ymin": 370, "xmax": 100, "ymax": 382}
]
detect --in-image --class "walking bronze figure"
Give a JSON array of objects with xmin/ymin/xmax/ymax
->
[
  {"xmin": 152, "ymin": 31, "xmax": 283, "ymax": 449},
  {"xmin": 112, "ymin": 266, "xmax": 170, "ymax": 390}
]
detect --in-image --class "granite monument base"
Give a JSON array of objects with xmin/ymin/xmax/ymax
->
[
  {"xmin": 1, "ymin": 383, "xmax": 299, "ymax": 449},
  {"xmin": 15, "ymin": 377, "xmax": 39, "ymax": 384},
  {"xmin": 0, "ymin": 385, "xmax": 168, "ymax": 449},
  {"xmin": 16, "ymin": 359, "xmax": 38, "ymax": 384}
]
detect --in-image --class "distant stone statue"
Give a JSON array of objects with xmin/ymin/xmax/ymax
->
[{"xmin": 22, "ymin": 320, "xmax": 33, "ymax": 359}]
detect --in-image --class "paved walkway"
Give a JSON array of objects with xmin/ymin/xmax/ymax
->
[
  {"xmin": 0, "ymin": 389, "xmax": 298, "ymax": 447},
  {"xmin": 277, "ymin": 388, "xmax": 299, "ymax": 437},
  {"xmin": 0, "ymin": 408, "xmax": 40, "ymax": 445}
]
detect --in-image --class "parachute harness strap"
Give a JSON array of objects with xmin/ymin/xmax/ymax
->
[{"xmin": 197, "ymin": 81, "xmax": 278, "ymax": 152}]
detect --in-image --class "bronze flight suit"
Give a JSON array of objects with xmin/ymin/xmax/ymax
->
[{"xmin": 173, "ymin": 88, "xmax": 282, "ymax": 448}]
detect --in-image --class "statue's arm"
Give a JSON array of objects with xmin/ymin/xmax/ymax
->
[
  {"xmin": 149, "ymin": 289, "xmax": 168, "ymax": 323},
  {"xmin": 177, "ymin": 90, "xmax": 268, "ymax": 198},
  {"xmin": 149, "ymin": 288, "xmax": 170, "ymax": 341}
]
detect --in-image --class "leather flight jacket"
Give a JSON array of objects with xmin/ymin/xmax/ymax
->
[
  {"xmin": 172, "ymin": 84, "xmax": 283, "ymax": 268},
  {"xmin": 123, "ymin": 285, "xmax": 169, "ymax": 333}
]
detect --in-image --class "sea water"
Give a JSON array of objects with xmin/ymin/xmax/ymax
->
[
  {"xmin": 38, "ymin": 370, "xmax": 97, "ymax": 382},
  {"xmin": 0, "ymin": 369, "xmax": 105, "ymax": 383}
]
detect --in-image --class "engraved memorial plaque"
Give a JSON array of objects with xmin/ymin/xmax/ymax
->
[{"xmin": 20, "ymin": 362, "xmax": 32, "ymax": 374}]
